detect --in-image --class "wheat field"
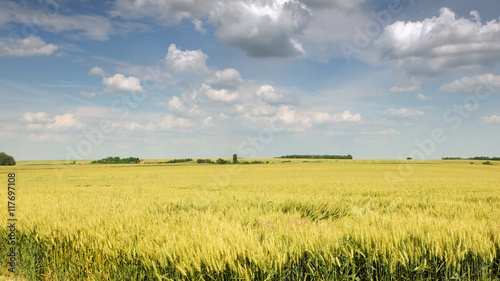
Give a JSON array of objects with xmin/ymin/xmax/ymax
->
[{"xmin": 1, "ymin": 160, "xmax": 499, "ymax": 280}]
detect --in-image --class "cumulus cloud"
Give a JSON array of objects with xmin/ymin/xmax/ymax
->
[
  {"xmin": 252, "ymin": 103, "xmax": 277, "ymax": 116},
  {"xmin": 439, "ymin": 73, "xmax": 500, "ymax": 93},
  {"xmin": 201, "ymin": 84, "xmax": 239, "ymax": 103},
  {"xmin": 376, "ymin": 8, "xmax": 500, "ymax": 77},
  {"xmin": 46, "ymin": 114, "xmax": 85, "ymax": 131},
  {"xmin": 20, "ymin": 112, "xmax": 51, "ymax": 122},
  {"xmin": 21, "ymin": 112, "xmax": 86, "ymax": 131},
  {"xmin": 167, "ymin": 96, "xmax": 201, "ymax": 116},
  {"xmin": 271, "ymin": 106, "xmax": 359, "ymax": 132},
  {"xmin": 383, "ymin": 108, "xmax": 424, "ymax": 119},
  {"xmin": 417, "ymin": 93, "xmax": 432, "ymax": 101},
  {"xmin": 112, "ymin": 0, "xmax": 312, "ymax": 58},
  {"xmin": 165, "ymin": 44, "xmax": 209, "ymax": 75},
  {"xmin": 274, "ymin": 105, "xmax": 311, "ymax": 131},
  {"xmin": 158, "ymin": 115, "xmax": 195, "ymax": 130},
  {"xmin": 202, "ymin": 116, "xmax": 213, "ymax": 126},
  {"xmin": 0, "ymin": 36, "xmax": 57, "ymax": 57},
  {"xmin": 313, "ymin": 111, "xmax": 361, "ymax": 124},
  {"xmin": 192, "ymin": 19, "xmax": 206, "ymax": 33},
  {"xmin": 481, "ymin": 115, "xmax": 500, "ymax": 124},
  {"xmin": 102, "ymin": 73, "xmax": 144, "ymax": 93},
  {"xmin": 120, "ymin": 122, "xmax": 156, "ymax": 132},
  {"xmin": 256, "ymin": 85, "xmax": 285, "ymax": 103},
  {"xmin": 205, "ymin": 68, "xmax": 244, "ymax": 89},
  {"xmin": 208, "ymin": 0, "xmax": 311, "ymax": 57},
  {"xmin": 89, "ymin": 66, "xmax": 108, "ymax": 77},
  {"xmin": 390, "ymin": 77, "xmax": 422, "ymax": 92}
]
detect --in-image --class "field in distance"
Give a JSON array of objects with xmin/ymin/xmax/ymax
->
[{"xmin": 1, "ymin": 160, "xmax": 499, "ymax": 280}]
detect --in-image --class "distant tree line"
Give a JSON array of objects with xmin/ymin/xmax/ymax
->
[
  {"xmin": 0, "ymin": 152, "xmax": 16, "ymax": 166},
  {"xmin": 196, "ymin": 158, "xmax": 267, "ymax": 164},
  {"xmin": 277, "ymin": 154, "xmax": 353, "ymax": 159},
  {"xmin": 91, "ymin": 157, "xmax": 140, "ymax": 164},
  {"xmin": 442, "ymin": 156, "xmax": 500, "ymax": 161},
  {"xmin": 161, "ymin": 158, "xmax": 193, "ymax": 164},
  {"xmin": 197, "ymin": 159, "xmax": 214, "ymax": 164}
]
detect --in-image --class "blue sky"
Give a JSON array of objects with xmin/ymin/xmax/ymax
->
[{"xmin": 1, "ymin": 0, "xmax": 499, "ymax": 161}]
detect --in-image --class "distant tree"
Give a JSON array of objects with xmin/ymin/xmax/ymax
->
[
  {"xmin": 233, "ymin": 154, "xmax": 238, "ymax": 164},
  {"xmin": 91, "ymin": 156, "xmax": 140, "ymax": 164},
  {"xmin": 197, "ymin": 159, "xmax": 213, "ymax": 164},
  {"xmin": 0, "ymin": 153, "xmax": 16, "ymax": 166},
  {"xmin": 407, "ymin": 157, "xmax": 412, "ymax": 160},
  {"xmin": 216, "ymin": 158, "xmax": 230, "ymax": 164}
]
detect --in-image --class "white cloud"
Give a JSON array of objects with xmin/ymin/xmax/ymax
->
[
  {"xmin": 313, "ymin": 110, "xmax": 361, "ymax": 124},
  {"xmin": 167, "ymin": 96, "xmax": 201, "ymax": 116},
  {"xmin": 252, "ymin": 103, "xmax": 277, "ymax": 116},
  {"xmin": 89, "ymin": 66, "xmax": 108, "ymax": 77},
  {"xmin": 205, "ymin": 68, "xmax": 244, "ymax": 89},
  {"xmin": 20, "ymin": 112, "xmax": 51, "ymax": 122},
  {"xmin": 334, "ymin": 110, "xmax": 362, "ymax": 122},
  {"xmin": 417, "ymin": 93, "xmax": 432, "ymax": 101},
  {"xmin": 380, "ymin": 128, "xmax": 400, "ymax": 135},
  {"xmin": 0, "ymin": 36, "xmax": 57, "ymax": 57},
  {"xmin": 158, "ymin": 115, "xmax": 195, "ymax": 130},
  {"xmin": 208, "ymin": 0, "xmax": 311, "ymax": 57},
  {"xmin": 390, "ymin": 77, "xmax": 422, "ymax": 92},
  {"xmin": 383, "ymin": 108, "xmax": 424, "ymax": 119},
  {"xmin": 481, "ymin": 115, "xmax": 500, "ymax": 124},
  {"xmin": 165, "ymin": 44, "xmax": 209, "ymax": 75},
  {"xmin": 376, "ymin": 8, "xmax": 500, "ymax": 77},
  {"xmin": 121, "ymin": 122, "xmax": 156, "ymax": 132},
  {"xmin": 46, "ymin": 114, "xmax": 85, "ymax": 131},
  {"xmin": 192, "ymin": 19, "xmax": 206, "ymax": 33},
  {"xmin": 29, "ymin": 133, "xmax": 70, "ymax": 142},
  {"xmin": 202, "ymin": 116, "xmax": 213, "ymax": 126},
  {"xmin": 201, "ymin": 84, "xmax": 239, "ymax": 103},
  {"xmin": 111, "ymin": 0, "xmax": 312, "ymax": 58},
  {"xmin": 439, "ymin": 73, "xmax": 500, "ymax": 93},
  {"xmin": 102, "ymin": 73, "xmax": 143, "ymax": 93},
  {"xmin": 274, "ymin": 105, "xmax": 311, "ymax": 131},
  {"xmin": 256, "ymin": 85, "xmax": 284, "ymax": 103}
]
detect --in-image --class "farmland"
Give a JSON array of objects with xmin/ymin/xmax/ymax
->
[{"xmin": 1, "ymin": 160, "xmax": 499, "ymax": 280}]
